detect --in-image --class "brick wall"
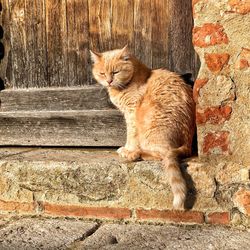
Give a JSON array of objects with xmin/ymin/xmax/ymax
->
[{"xmin": 193, "ymin": 0, "xmax": 250, "ymax": 165}]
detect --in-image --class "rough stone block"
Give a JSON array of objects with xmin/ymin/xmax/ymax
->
[
  {"xmin": 0, "ymin": 148, "xmax": 219, "ymax": 215},
  {"xmin": 235, "ymin": 47, "xmax": 250, "ymax": 70},
  {"xmin": 216, "ymin": 162, "xmax": 250, "ymax": 185},
  {"xmin": 198, "ymin": 75, "xmax": 235, "ymax": 107}
]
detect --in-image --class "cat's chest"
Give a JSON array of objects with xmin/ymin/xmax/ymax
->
[{"xmin": 109, "ymin": 90, "xmax": 143, "ymax": 113}]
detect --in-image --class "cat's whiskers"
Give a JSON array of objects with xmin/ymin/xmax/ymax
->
[
  {"xmin": 114, "ymin": 82, "xmax": 126, "ymax": 90},
  {"xmin": 98, "ymin": 85, "xmax": 106, "ymax": 96}
]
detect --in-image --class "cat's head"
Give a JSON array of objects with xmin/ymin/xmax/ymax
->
[{"xmin": 90, "ymin": 46, "xmax": 134, "ymax": 89}]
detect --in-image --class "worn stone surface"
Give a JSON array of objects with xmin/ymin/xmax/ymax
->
[
  {"xmin": 198, "ymin": 75, "xmax": 235, "ymax": 108},
  {"xmin": 0, "ymin": 217, "xmax": 97, "ymax": 250},
  {"xmin": 216, "ymin": 162, "xmax": 250, "ymax": 185},
  {"xmin": 1, "ymin": 148, "xmax": 250, "ymax": 224},
  {"xmin": 0, "ymin": 148, "xmax": 220, "ymax": 213},
  {"xmin": 193, "ymin": 0, "xmax": 250, "ymax": 165},
  {"xmin": 0, "ymin": 217, "xmax": 249, "ymax": 250},
  {"xmin": 0, "ymin": 148, "xmax": 128, "ymax": 206},
  {"xmin": 72, "ymin": 223, "xmax": 250, "ymax": 250}
]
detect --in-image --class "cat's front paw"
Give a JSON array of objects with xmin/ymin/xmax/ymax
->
[{"xmin": 117, "ymin": 147, "xmax": 140, "ymax": 161}]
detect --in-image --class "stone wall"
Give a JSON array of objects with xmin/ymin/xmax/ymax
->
[{"xmin": 193, "ymin": 0, "xmax": 250, "ymax": 165}]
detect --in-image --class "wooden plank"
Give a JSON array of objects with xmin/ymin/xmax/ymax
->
[
  {"xmin": 111, "ymin": 0, "xmax": 134, "ymax": 49},
  {"xmin": 151, "ymin": 0, "xmax": 170, "ymax": 69},
  {"xmin": 0, "ymin": 0, "xmax": 12, "ymax": 89},
  {"xmin": 8, "ymin": 0, "xmax": 27, "ymax": 88},
  {"xmin": 0, "ymin": 86, "xmax": 113, "ymax": 111},
  {"xmin": 88, "ymin": 0, "xmax": 112, "ymax": 52},
  {"xmin": 0, "ymin": 110, "xmax": 126, "ymax": 146},
  {"xmin": 134, "ymin": 0, "xmax": 152, "ymax": 67},
  {"xmin": 168, "ymin": 0, "xmax": 199, "ymax": 78},
  {"xmin": 24, "ymin": 0, "xmax": 48, "ymax": 87},
  {"xmin": 46, "ymin": 0, "xmax": 68, "ymax": 87},
  {"xmin": 75, "ymin": 0, "xmax": 90, "ymax": 86},
  {"xmin": 66, "ymin": 0, "xmax": 90, "ymax": 86}
]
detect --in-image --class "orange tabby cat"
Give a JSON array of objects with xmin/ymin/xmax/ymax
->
[{"xmin": 90, "ymin": 46, "xmax": 195, "ymax": 210}]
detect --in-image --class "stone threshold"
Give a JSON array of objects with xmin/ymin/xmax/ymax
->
[{"xmin": 0, "ymin": 147, "xmax": 249, "ymax": 226}]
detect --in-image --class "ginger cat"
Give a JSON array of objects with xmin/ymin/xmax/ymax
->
[{"xmin": 90, "ymin": 46, "xmax": 195, "ymax": 210}]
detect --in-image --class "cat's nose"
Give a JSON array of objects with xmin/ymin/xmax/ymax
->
[{"xmin": 107, "ymin": 79, "xmax": 113, "ymax": 85}]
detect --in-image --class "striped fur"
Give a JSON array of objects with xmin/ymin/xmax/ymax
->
[{"xmin": 91, "ymin": 46, "xmax": 195, "ymax": 210}]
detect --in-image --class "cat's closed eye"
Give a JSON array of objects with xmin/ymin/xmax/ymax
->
[
  {"xmin": 100, "ymin": 72, "xmax": 105, "ymax": 76},
  {"xmin": 112, "ymin": 71, "xmax": 119, "ymax": 75}
]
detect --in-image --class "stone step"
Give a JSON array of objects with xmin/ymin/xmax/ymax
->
[
  {"xmin": 0, "ymin": 148, "xmax": 249, "ymax": 226},
  {"xmin": 0, "ymin": 217, "xmax": 250, "ymax": 250}
]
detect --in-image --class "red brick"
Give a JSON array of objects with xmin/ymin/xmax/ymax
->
[
  {"xmin": 235, "ymin": 47, "xmax": 250, "ymax": 70},
  {"xmin": 233, "ymin": 188, "xmax": 250, "ymax": 216},
  {"xmin": 206, "ymin": 212, "xmax": 230, "ymax": 225},
  {"xmin": 136, "ymin": 209, "xmax": 204, "ymax": 224},
  {"xmin": 193, "ymin": 23, "xmax": 229, "ymax": 47},
  {"xmin": 0, "ymin": 200, "xmax": 35, "ymax": 213},
  {"xmin": 193, "ymin": 78, "xmax": 209, "ymax": 103},
  {"xmin": 228, "ymin": 0, "xmax": 250, "ymax": 14},
  {"xmin": 202, "ymin": 131, "xmax": 230, "ymax": 154},
  {"xmin": 205, "ymin": 53, "xmax": 230, "ymax": 72},
  {"xmin": 43, "ymin": 203, "xmax": 131, "ymax": 219},
  {"xmin": 196, "ymin": 106, "xmax": 232, "ymax": 125}
]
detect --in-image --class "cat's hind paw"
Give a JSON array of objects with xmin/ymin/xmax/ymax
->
[{"xmin": 117, "ymin": 147, "xmax": 141, "ymax": 162}]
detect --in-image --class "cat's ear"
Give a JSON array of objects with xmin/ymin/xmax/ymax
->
[
  {"xmin": 119, "ymin": 45, "xmax": 130, "ymax": 61},
  {"xmin": 90, "ymin": 50, "xmax": 102, "ymax": 63}
]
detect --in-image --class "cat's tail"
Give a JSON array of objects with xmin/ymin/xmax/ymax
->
[{"xmin": 162, "ymin": 145, "xmax": 189, "ymax": 210}]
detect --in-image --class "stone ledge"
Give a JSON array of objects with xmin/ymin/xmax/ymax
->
[{"xmin": 0, "ymin": 148, "xmax": 249, "ymax": 226}]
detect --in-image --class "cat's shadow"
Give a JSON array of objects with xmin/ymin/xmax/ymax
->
[{"xmin": 181, "ymin": 161, "xmax": 197, "ymax": 210}]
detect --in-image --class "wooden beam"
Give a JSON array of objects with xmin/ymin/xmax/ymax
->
[
  {"xmin": 0, "ymin": 110, "xmax": 126, "ymax": 146},
  {"xmin": 0, "ymin": 86, "xmax": 113, "ymax": 111}
]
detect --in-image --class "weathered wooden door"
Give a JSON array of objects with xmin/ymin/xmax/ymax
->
[{"xmin": 0, "ymin": 0, "xmax": 199, "ymax": 146}]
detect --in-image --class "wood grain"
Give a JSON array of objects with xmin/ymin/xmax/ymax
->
[
  {"xmin": 0, "ymin": 86, "xmax": 114, "ymax": 111},
  {"xmin": 46, "ymin": 0, "xmax": 68, "ymax": 87},
  {"xmin": 8, "ymin": 0, "xmax": 26, "ymax": 88},
  {"xmin": 151, "ymin": 0, "xmax": 170, "ymax": 69},
  {"xmin": 168, "ymin": 0, "xmax": 197, "ymax": 77},
  {"xmin": 133, "ymin": 0, "xmax": 152, "ymax": 67},
  {"xmin": 0, "ymin": 0, "xmax": 11, "ymax": 88},
  {"xmin": 88, "ymin": 0, "xmax": 112, "ymax": 52},
  {"xmin": 111, "ymin": 0, "xmax": 134, "ymax": 49},
  {"xmin": 24, "ymin": 0, "xmax": 48, "ymax": 87},
  {"xmin": 0, "ymin": 0, "xmax": 200, "ymax": 147},
  {"xmin": 0, "ymin": 110, "xmax": 126, "ymax": 146},
  {"xmin": 1, "ymin": 0, "xmax": 199, "ymax": 88},
  {"xmin": 67, "ymin": 0, "xmax": 90, "ymax": 86}
]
